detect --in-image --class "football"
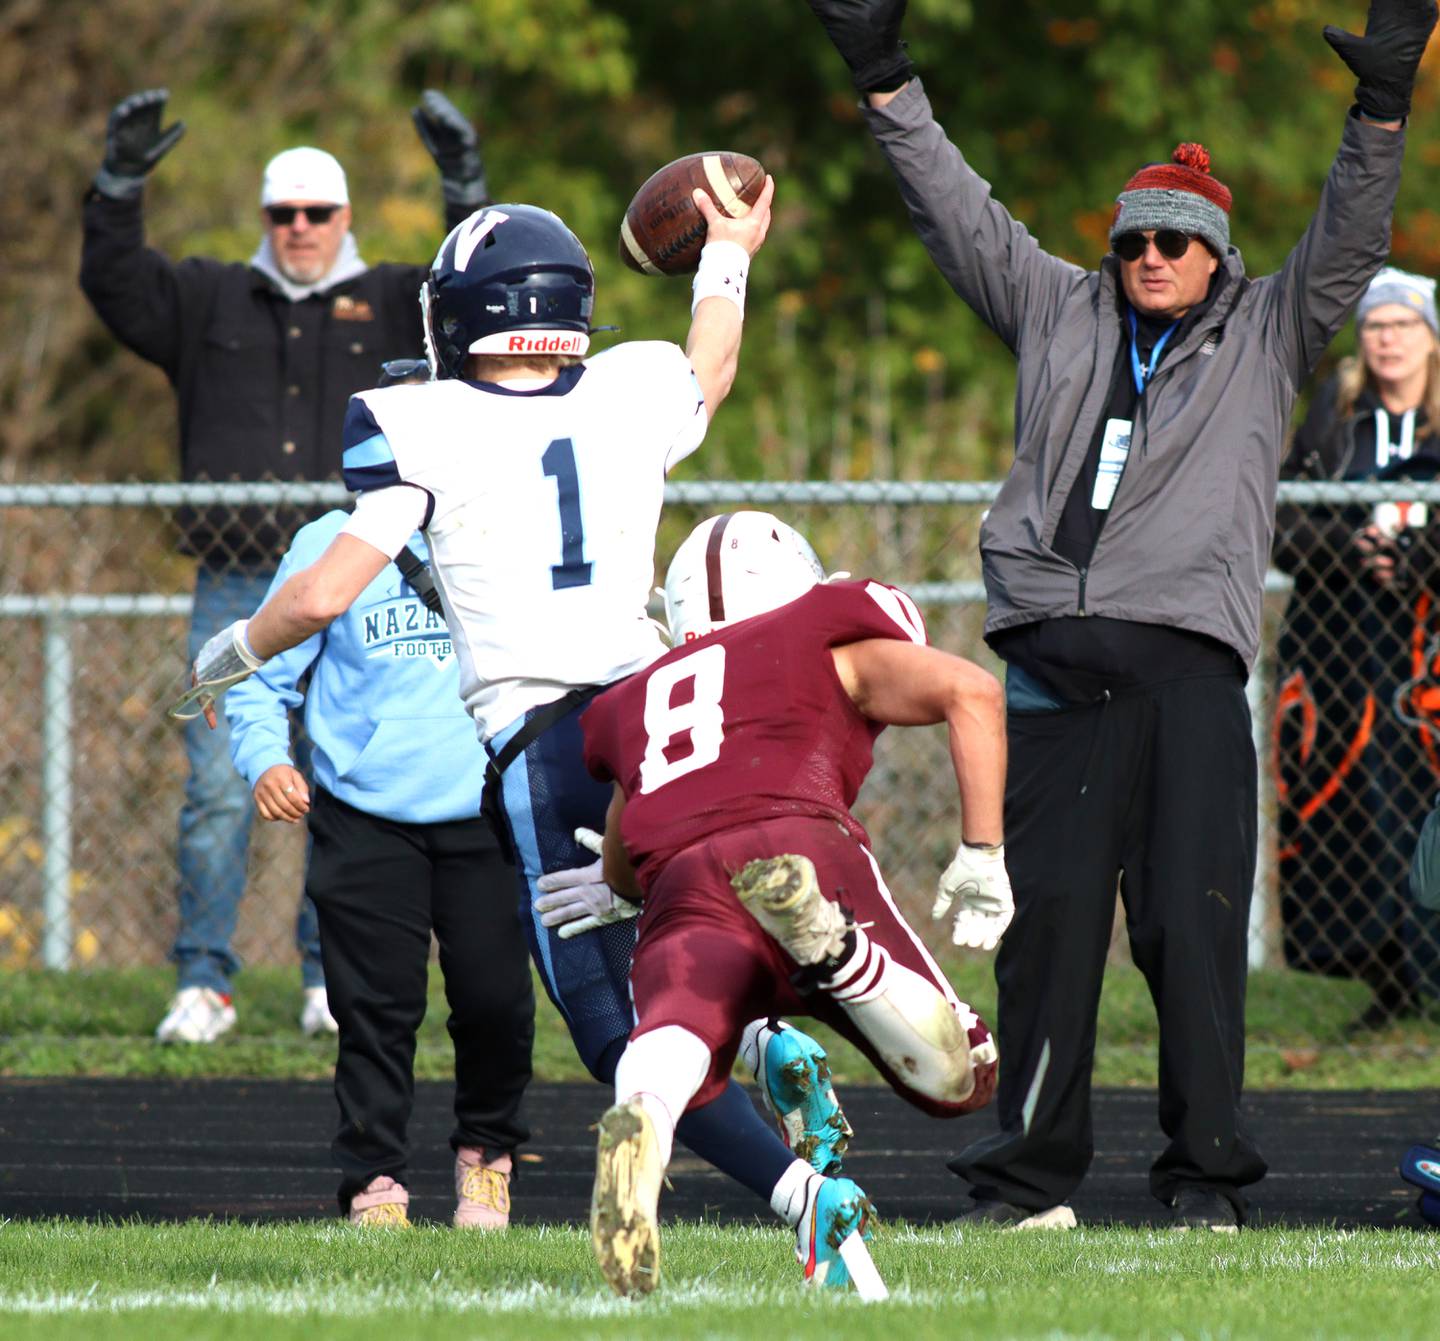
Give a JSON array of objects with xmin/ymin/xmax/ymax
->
[{"xmin": 619, "ymin": 151, "xmax": 766, "ymax": 277}]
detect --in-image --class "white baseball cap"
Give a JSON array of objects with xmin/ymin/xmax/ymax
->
[{"xmin": 260, "ymin": 147, "xmax": 349, "ymax": 207}]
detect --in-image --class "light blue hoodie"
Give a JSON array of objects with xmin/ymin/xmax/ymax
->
[{"xmin": 226, "ymin": 510, "xmax": 485, "ymax": 824}]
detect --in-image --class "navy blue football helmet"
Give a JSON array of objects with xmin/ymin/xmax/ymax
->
[{"xmin": 422, "ymin": 204, "xmax": 595, "ymax": 378}]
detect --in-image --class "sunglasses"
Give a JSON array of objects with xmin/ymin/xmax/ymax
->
[
  {"xmin": 266, "ymin": 204, "xmax": 341, "ymax": 226},
  {"xmin": 1113, "ymin": 230, "xmax": 1194, "ymax": 262},
  {"xmin": 376, "ymin": 358, "xmax": 430, "ymax": 387}
]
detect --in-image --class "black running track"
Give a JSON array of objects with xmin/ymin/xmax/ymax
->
[{"xmin": 2, "ymin": 1081, "xmax": 1436, "ymax": 1228}]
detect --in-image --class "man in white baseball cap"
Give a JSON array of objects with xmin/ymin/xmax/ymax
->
[
  {"xmin": 80, "ymin": 89, "xmax": 491, "ymax": 1047},
  {"xmin": 255, "ymin": 146, "xmax": 358, "ymax": 294}
]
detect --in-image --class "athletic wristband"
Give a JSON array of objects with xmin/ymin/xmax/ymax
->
[
  {"xmin": 194, "ymin": 619, "xmax": 265, "ymax": 688},
  {"xmin": 690, "ymin": 240, "xmax": 749, "ymax": 318},
  {"xmin": 237, "ymin": 620, "xmax": 265, "ymax": 668}
]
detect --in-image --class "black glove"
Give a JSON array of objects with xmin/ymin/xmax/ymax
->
[
  {"xmin": 411, "ymin": 89, "xmax": 490, "ymax": 209},
  {"xmin": 94, "ymin": 88, "xmax": 186, "ymax": 200},
  {"xmin": 806, "ymin": 0, "xmax": 913, "ymax": 94},
  {"xmin": 1324, "ymin": 0, "xmax": 1438, "ymax": 122}
]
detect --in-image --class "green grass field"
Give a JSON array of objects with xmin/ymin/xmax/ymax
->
[
  {"xmin": 7, "ymin": 964, "xmax": 1440, "ymax": 1338},
  {"xmin": 3, "ymin": 1221, "xmax": 1439, "ymax": 1340},
  {"xmin": 5, "ymin": 960, "xmax": 1439, "ymax": 1088}
]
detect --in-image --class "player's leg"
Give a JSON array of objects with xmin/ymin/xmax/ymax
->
[
  {"xmin": 600, "ymin": 1022, "xmax": 880, "ymax": 1297},
  {"xmin": 729, "ymin": 820, "xmax": 991, "ymax": 1114},
  {"xmin": 489, "ymin": 700, "xmax": 838, "ymax": 1191},
  {"xmin": 592, "ymin": 1023, "xmax": 708, "ymax": 1297},
  {"xmin": 430, "ymin": 811, "xmax": 534, "ymax": 1229},
  {"xmin": 738, "ymin": 1018, "xmax": 853, "ymax": 1175},
  {"xmin": 305, "ymin": 788, "xmax": 431, "ymax": 1225},
  {"xmin": 487, "ymin": 701, "xmax": 637, "ymax": 1079},
  {"xmin": 490, "ymin": 699, "xmax": 863, "ymax": 1282},
  {"xmin": 600, "ymin": 852, "xmax": 884, "ymax": 1297},
  {"xmin": 591, "ymin": 870, "xmax": 782, "ymax": 1297}
]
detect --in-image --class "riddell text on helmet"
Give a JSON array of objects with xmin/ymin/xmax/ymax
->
[{"xmin": 505, "ymin": 333, "xmax": 586, "ymax": 354}]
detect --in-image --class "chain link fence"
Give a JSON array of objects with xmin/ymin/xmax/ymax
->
[{"xmin": 4, "ymin": 479, "xmax": 1440, "ymax": 1043}]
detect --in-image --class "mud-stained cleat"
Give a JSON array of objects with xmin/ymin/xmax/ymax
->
[
  {"xmin": 732, "ymin": 854, "xmax": 849, "ymax": 965},
  {"xmin": 754, "ymin": 1025, "xmax": 853, "ymax": 1175},
  {"xmin": 591, "ymin": 1100, "xmax": 663, "ymax": 1297},
  {"xmin": 796, "ymin": 1176, "xmax": 887, "ymax": 1300}
]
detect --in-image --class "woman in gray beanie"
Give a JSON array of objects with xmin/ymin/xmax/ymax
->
[{"xmin": 1274, "ymin": 264, "xmax": 1440, "ymax": 1033}]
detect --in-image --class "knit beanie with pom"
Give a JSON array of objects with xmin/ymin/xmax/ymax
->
[{"xmin": 1110, "ymin": 143, "xmax": 1232, "ymax": 258}]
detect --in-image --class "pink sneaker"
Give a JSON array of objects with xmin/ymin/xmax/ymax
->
[
  {"xmin": 453, "ymin": 1148, "xmax": 512, "ymax": 1229},
  {"xmin": 348, "ymin": 1175, "xmax": 410, "ymax": 1227}
]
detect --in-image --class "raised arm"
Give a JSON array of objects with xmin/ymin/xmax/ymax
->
[
  {"xmin": 411, "ymin": 89, "xmax": 492, "ymax": 232},
  {"xmin": 80, "ymin": 89, "xmax": 197, "ymax": 372},
  {"xmin": 807, "ymin": 1, "xmax": 1081, "ymax": 351},
  {"xmin": 1265, "ymin": 1, "xmax": 1433, "ymax": 384},
  {"xmin": 684, "ymin": 175, "xmax": 775, "ymax": 419}
]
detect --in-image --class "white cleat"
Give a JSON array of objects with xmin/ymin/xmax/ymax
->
[{"xmin": 591, "ymin": 1100, "xmax": 664, "ymax": 1297}]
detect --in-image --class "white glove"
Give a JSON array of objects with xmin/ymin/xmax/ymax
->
[
  {"xmin": 933, "ymin": 841, "xmax": 1014, "ymax": 952},
  {"xmin": 533, "ymin": 826, "xmax": 640, "ymax": 940}
]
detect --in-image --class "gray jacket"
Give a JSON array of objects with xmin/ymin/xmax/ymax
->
[{"xmin": 864, "ymin": 81, "xmax": 1405, "ymax": 669}]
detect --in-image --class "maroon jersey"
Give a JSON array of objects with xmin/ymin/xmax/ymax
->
[{"xmin": 581, "ymin": 579, "xmax": 927, "ymax": 887}]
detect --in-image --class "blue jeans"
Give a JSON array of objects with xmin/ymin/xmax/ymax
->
[{"xmin": 173, "ymin": 565, "xmax": 322, "ymax": 995}]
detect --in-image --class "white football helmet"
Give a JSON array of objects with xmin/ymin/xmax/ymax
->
[{"xmin": 663, "ymin": 511, "xmax": 826, "ymax": 644}]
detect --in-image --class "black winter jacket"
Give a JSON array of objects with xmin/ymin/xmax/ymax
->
[{"xmin": 79, "ymin": 189, "xmax": 467, "ymax": 564}]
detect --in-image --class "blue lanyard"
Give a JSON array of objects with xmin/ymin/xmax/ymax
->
[{"xmin": 1127, "ymin": 310, "xmax": 1179, "ymax": 395}]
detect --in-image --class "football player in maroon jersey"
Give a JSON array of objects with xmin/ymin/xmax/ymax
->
[{"xmin": 578, "ymin": 511, "xmax": 1012, "ymax": 1298}]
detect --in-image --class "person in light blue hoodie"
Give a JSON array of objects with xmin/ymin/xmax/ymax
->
[{"xmin": 226, "ymin": 505, "xmax": 533, "ymax": 1228}]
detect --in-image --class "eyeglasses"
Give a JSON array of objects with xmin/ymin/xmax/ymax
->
[
  {"xmin": 1361, "ymin": 316, "xmax": 1429, "ymax": 338},
  {"xmin": 266, "ymin": 204, "xmax": 341, "ymax": 226},
  {"xmin": 1113, "ymin": 230, "xmax": 1194, "ymax": 262}
]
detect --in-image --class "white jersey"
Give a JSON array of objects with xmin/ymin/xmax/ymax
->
[{"xmin": 339, "ymin": 342, "xmax": 706, "ymax": 740}]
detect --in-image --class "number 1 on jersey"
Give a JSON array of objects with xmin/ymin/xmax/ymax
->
[{"xmin": 541, "ymin": 437, "xmax": 592, "ymax": 590}]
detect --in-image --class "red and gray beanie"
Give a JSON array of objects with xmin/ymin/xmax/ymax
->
[{"xmin": 1109, "ymin": 143, "xmax": 1232, "ymax": 258}]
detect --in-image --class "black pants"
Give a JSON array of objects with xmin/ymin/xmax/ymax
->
[
  {"xmin": 952, "ymin": 674, "xmax": 1268, "ymax": 1217},
  {"xmin": 306, "ymin": 788, "xmax": 535, "ymax": 1210}
]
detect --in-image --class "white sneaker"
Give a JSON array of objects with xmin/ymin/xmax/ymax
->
[
  {"xmin": 300, "ymin": 986, "xmax": 339, "ymax": 1036},
  {"xmin": 155, "ymin": 987, "xmax": 236, "ymax": 1044}
]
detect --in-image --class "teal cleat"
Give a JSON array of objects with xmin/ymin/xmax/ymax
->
[
  {"xmin": 796, "ymin": 1176, "xmax": 886, "ymax": 1300},
  {"xmin": 752, "ymin": 1023, "xmax": 853, "ymax": 1175}
]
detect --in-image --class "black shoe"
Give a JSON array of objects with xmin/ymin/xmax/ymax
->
[
  {"xmin": 956, "ymin": 1197, "xmax": 1076, "ymax": 1230},
  {"xmin": 1171, "ymin": 1187, "xmax": 1239, "ymax": 1233}
]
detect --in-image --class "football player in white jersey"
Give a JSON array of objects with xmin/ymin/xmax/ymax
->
[{"xmin": 180, "ymin": 189, "xmax": 874, "ymax": 1288}]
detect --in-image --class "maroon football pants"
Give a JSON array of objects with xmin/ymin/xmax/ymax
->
[{"xmin": 628, "ymin": 815, "xmax": 994, "ymax": 1117}]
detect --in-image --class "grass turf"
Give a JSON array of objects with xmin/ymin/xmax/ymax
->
[
  {"xmin": 4, "ymin": 961, "xmax": 1439, "ymax": 1087},
  {"xmin": 1, "ymin": 1220, "xmax": 1439, "ymax": 1340}
]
